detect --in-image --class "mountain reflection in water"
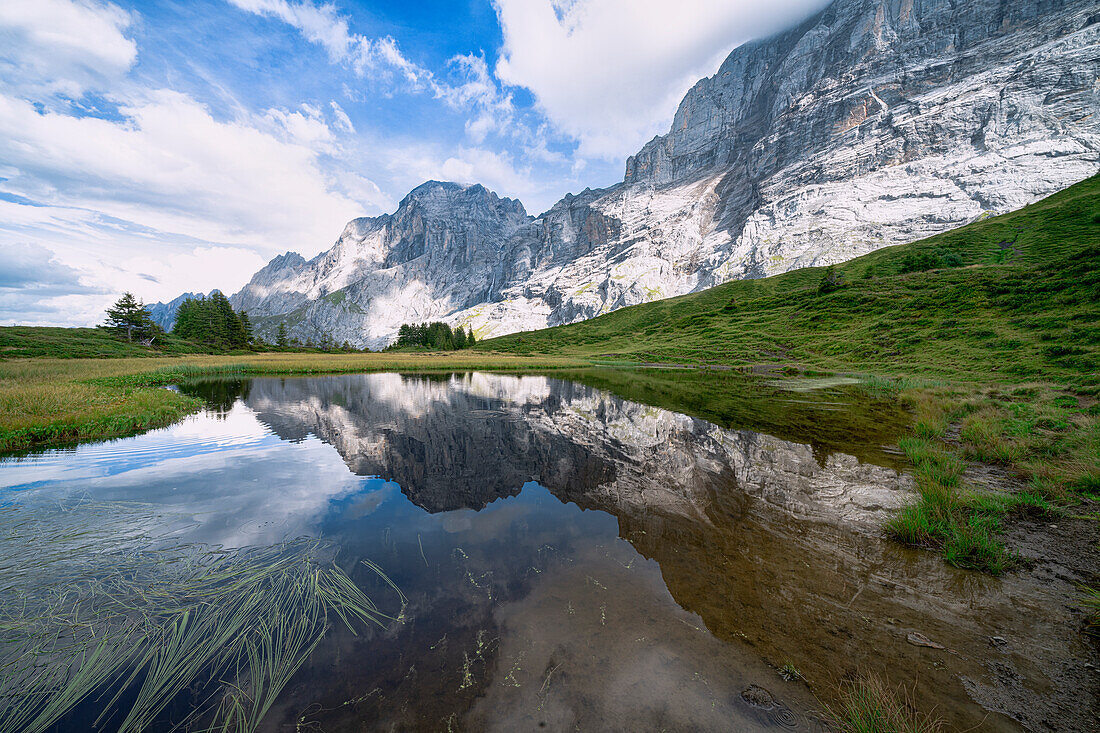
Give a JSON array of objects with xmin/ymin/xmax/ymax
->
[{"xmin": 1, "ymin": 372, "xmax": 1093, "ymax": 731}]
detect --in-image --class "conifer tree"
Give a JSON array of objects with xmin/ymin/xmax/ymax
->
[
  {"xmin": 104, "ymin": 292, "xmax": 157, "ymax": 342},
  {"xmin": 238, "ymin": 311, "xmax": 254, "ymax": 346},
  {"xmin": 276, "ymin": 322, "xmax": 289, "ymax": 347}
]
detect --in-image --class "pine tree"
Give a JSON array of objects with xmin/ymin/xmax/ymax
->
[
  {"xmin": 104, "ymin": 293, "xmax": 157, "ymax": 342},
  {"xmin": 276, "ymin": 322, "xmax": 289, "ymax": 347},
  {"xmin": 209, "ymin": 291, "xmax": 243, "ymax": 348},
  {"xmin": 238, "ymin": 311, "xmax": 254, "ymax": 347}
]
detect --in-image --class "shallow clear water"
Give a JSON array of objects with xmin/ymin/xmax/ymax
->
[{"xmin": 0, "ymin": 372, "xmax": 1092, "ymax": 731}]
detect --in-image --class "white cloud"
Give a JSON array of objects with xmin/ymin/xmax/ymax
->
[
  {"xmin": 433, "ymin": 54, "xmax": 516, "ymax": 143},
  {"xmin": 492, "ymin": 0, "xmax": 831, "ymax": 159},
  {"xmin": 0, "ymin": 200, "xmax": 270, "ymax": 325},
  {"xmin": 0, "ymin": 90, "xmax": 386, "ymax": 252},
  {"xmin": 264, "ymin": 102, "xmax": 338, "ymax": 152},
  {"xmin": 229, "ymin": 0, "xmax": 431, "ymax": 87},
  {"xmin": 0, "ymin": 0, "xmax": 137, "ymax": 96},
  {"xmin": 231, "ymin": 0, "xmax": 530, "ymax": 150},
  {"xmin": 0, "ymin": 80, "xmax": 396, "ymax": 324},
  {"xmin": 330, "ymin": 101, "xmax": 355, "ymax": 133}
]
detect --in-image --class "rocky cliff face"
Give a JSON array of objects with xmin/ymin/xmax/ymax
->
[
  {"xmin": 230, "ymin": 182, "xmax": 533, "ymax": 346},
  {"xmin": 228, "ymin": 0, "xmax": 1100, "ymax": 348}
]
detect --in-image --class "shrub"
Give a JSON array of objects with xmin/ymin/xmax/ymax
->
[
  {"xmin": 818, "ymin": 265, "xmax": 844, "ymax": 294},
  {"xmin": 899, "ymin": 251, "xmax": 941, "ymax": 273},
  {"xmin": 941, "ymin": 251, "xmax": 964, "ymax": 268}
]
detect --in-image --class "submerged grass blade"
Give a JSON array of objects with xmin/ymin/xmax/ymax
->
[{"xmin": 0, "ymin": 499, "xmax": 400, "ymax": 733}]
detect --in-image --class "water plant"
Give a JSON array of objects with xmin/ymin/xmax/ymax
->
[
  {"xmin": 778, "ymin": 661, "xmax": 803, "ymax": 682},
  {"xmin": 0, "ymin": 498, "xmax": 403, "ymax": 733}
]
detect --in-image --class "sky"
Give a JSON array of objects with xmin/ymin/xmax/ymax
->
[{"xmin": 0, "ymin": 0, "xmax": 830, "ymax": 326}]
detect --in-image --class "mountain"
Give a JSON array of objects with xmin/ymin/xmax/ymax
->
[
  {"xmin": 147, "ymin": 291, "xmax": 204, "ymax": 331},
  {"xmin": 231, "ymin": 0, "xmax": 1100, "ymax": 348}
]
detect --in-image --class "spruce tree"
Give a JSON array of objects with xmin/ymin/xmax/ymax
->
[
  {"xmin": 104, "ymin": 293, "xmax": 156, "ymax": 342},
  {"xmin": 276, "ymin": 322, "xmax": 289, "ymax": 347},
  {"xmin": 238, "ymin": 311, "xmax": 254, "ymax": 347}
]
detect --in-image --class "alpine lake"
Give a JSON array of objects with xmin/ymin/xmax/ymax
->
[{"xmin": 1, "ymin": 370, "xmax": 1094, "ymax": 732}]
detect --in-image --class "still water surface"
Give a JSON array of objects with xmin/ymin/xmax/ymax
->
[{"xmin": 0, "ymin": 372, "xmax": 1091, "ymax": 731}]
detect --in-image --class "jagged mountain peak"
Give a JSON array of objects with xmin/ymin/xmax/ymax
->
[
  {"xmin": 397, "ymin": 180, "xmax": 529, "ymax": 219},
  {"xmin": 258, "ymin": 251, "xmax": 307, "ymax": 272}
]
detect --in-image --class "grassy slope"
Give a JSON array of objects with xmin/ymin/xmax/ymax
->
[
  {"xmin": 479, "ymin": 173, "xmax": 1100, "ymax": 386},
  {"xmin": 0, "ymin": 327, "xmax": 216, "ymax": 359}
]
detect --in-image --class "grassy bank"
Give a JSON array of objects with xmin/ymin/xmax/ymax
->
[
  {"xmin": 0, "ymin": 352, "xmax": 585, "ymax": 454},
  {"xmin": 875, "ymin": 382, "xmax": 1096, "ymax": 572},
  {"xmin": 479, "ymin": 174, "xmax": 1100, "ymax": 573}
]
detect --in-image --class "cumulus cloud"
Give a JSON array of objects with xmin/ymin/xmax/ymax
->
[
  {"xmin": 330, "ymin": 101, "xmax": 355, "ymax": 133},
  {"xmin": 0, "ymin": 242, "xmax": 100, "ymax": 294},
  {"xmin": 0, "ymin": 90, "xmax": 383, "ymax": 252},
  {"xmin": 434, "ymin": 54, "xmax": 516, "ymax": 143},
  {"xmin": 0, "ymin": 242, "xmax": 107, "ymax": 325},
  {"xmin": 492, "ymin": 0, "xmax": 831, "ymax": 159},
  {"xmin": 0, "ymin": 0, "xmax": 137, "ymax": 96}
]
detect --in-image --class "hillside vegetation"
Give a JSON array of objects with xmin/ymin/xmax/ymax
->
[
  {"xmin": 0, "ymin": 327, "xmax": 214, "ymax": 359},
  {"xmin": 480, "ymin": 173, "xmax": 1100, "ymax": 387}
]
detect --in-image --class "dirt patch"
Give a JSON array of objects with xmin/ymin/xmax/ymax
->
[
  {"xmin": 963, "ymin": 462, "xmax": 1025, "ymax": 494},
  {"xmin": 973, "ymin": 498, "xmax": 1100, "ymax": 731},
  {"xmin": 1007, "ymin": 497, "xmax": 1100, "ymax": 588}
]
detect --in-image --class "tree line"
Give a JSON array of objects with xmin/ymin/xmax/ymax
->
[
  {"xmin": 392, "ymin": 322, "xmax": 476, "ymax": 350},
  {"xmin": 103, "ymin": 293, "xmax": 459, "ymax": 353},
  {"xmin": 172, "ymin": 292, "xmax": 254, "ymax": 348}
]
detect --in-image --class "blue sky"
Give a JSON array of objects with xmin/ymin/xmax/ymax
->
[{"xmin": 0, "ymin": 0, "xmax": 829, "ymax": 325}]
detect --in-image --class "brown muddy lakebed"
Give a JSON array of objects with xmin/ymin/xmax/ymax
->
[{"xmin": 0, "ymin": 371, "xmax": 1095, "ymax": 731}]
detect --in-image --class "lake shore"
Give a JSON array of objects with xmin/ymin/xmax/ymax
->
[{"xmin": 0, "ymin": 351, "xmax": 588, "ymax": 456}]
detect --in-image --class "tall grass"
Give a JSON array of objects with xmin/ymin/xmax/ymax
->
[
  {"xmin": 1082, "ymin": 586, "xmax": 1100, "ymax": 636},
  {"xmin": 827, "ymin": 673, "xmax": 944, "ymax": 733},
  {"xmin": 0, "ymin": 499, "xmax": 403, "ymax": 733},
  {"xmin": 885, "ymin": 384, "xmax": 1093, "ymax": 574}
]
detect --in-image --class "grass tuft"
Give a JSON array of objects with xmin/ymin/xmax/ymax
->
[
  {"xmin": 827, "ymin": 673, "xmax": 944, "ymax": 733},
  {"xmin": 1081, "ymin": 586, "xmax": 1100, "ymax": 635}
]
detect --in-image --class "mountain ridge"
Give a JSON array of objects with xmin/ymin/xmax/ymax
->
[{"xmin": 153, "ymin": 0, "xmax": 1099, "ymax": 348}]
